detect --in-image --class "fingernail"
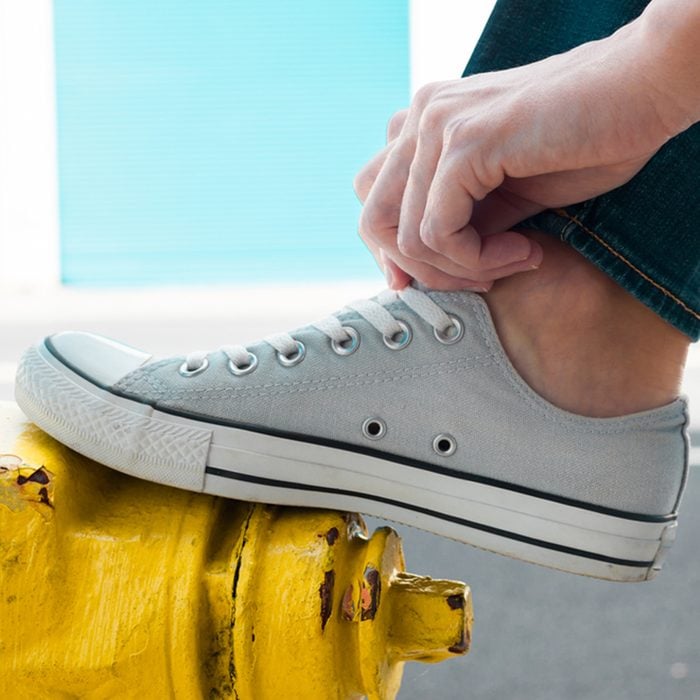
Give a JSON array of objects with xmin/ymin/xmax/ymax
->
[
  {"xmin": 459, "ymin": 279, "xmax": 490, "ymax": 293},
  {"xmin": 516, "ymin": 246, "xmax": 533, "ymax": 263},
  {"xmin": 507, "ymin": 240, "xmax": 534, "ymax": 264},
  {"xmin": 527, "ymin": 241, "xmax": 544, "ymax": 270}
]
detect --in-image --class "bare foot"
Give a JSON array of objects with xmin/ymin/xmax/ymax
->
[{"xmin": 483, "ymin": 231, "xmax": 690, "ymax": 417}]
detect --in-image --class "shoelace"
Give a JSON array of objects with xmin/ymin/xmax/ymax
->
[{"xmin": 182, "ymin": 287, "xmax": 461, "ymax": 373}]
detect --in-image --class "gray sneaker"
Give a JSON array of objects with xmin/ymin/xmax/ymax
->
[{"xmin": 15, "ymin": 287, "xmax": 689, "ymax": 582}]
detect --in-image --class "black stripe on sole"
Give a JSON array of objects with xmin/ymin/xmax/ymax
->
[{"xmin": 205, "ymin": 466, "xmax": 657, "ymax": 569}]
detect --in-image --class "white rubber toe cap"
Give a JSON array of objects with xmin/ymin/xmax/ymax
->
[{"xmin": 47, "ymin": 331, "xmax": 153, "ymax": 387}]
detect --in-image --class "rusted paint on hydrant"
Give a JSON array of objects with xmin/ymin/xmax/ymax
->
[
  {"xmin": 361, "ymin": 565, "xmax": 382, "ymax": 621},
  {"xmin": 0, "ymin": 454, "xmax": 54, "ymax": 512},
  {"xmin": 0, "ymin": 401, "xmax": 473, "ymax": 699},
  {"xmin": 319, "ymin": 569, "xmax": 336, "ymax": 631}
]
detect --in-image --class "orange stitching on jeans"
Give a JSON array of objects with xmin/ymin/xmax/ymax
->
[{"xmin": 554, "ymin": 208, "xmax": 700, "ymax": 321}]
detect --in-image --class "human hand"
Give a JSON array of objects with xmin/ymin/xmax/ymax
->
[{"xmin": 355, "ymin": 18, "xmax": 683, "ymax": 290}]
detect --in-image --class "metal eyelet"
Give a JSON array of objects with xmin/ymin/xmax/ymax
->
[
  {"xmin": 179, "ymin": 357, "xmax": 209, "ymax": 377},
  {"xmin": 228, "ymin": 352, "xmax": 258, "ymax": 376},
  {"xmin": 382, "ymin": 320, "xmax": 412, "ymax": 351},
  {"xmin": 362, "ymin": 417, "xmax": 386, "ymax": 440},
  {"xmin": 277, "ymin": 340, "xmax": 306, "ymax": 367},
  {"xmin": 433, "ymin": 315, "xmax": 464, "ymax": 345},
  {"xmin": 432, "ymin": 433, "xmax": 457, "ymax": 457},
  {"xmin": 331, "ymin": 326, "xmax": 360, "ymax": 356}
]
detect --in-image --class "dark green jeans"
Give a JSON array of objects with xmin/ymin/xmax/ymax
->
[{"xmin": 464, "ymin": 0, "xmax": 700, "ymax": 340}]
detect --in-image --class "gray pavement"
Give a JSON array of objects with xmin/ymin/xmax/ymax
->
[
  {"xmin": 392, "ymin": 468, "xmax": 700, "ymax": 699},
  {"xmin": 3, "ymin": 313, "xmax": 699, "ymax": 700}
]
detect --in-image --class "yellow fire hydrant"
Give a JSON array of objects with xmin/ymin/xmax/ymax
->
[{"xmin": 0, "ymin": 402, "xmax": 472, "ymax": 699}]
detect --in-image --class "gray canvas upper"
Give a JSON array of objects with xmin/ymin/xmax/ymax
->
[{"xmin": 112, "ymin": 290, "xmax": 690, "ymax": 516}]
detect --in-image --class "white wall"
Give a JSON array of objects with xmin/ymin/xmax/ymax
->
[
  {"xmin": 0, "ymin": 0, "xmax": 60, "ymax": 289},
  {"xmin": 409, "ymin": 0, "xmax": 496, "ymax": 93}
]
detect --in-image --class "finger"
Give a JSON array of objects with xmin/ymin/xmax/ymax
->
[
  {"xmin": 394, "ymin": 232, "xmax": 541, "ymax": 284},
  {"xmin": 394, "ymin": 120, "xmax": 538, "ymax": 278},
  {"xmin": 361, "ymin": 195, "xmax": 542, "ymax": 285},
  {"xmin": 395, "ymin": 130, "xmax": 443, "ymax": 265},
  {"xmin": 385, "ymin": 132, "xmax": 520, "ymax": 279},
  {"xmin": 354, "ymin": 142, "xmax": 394, "ymax": 203},
  {"xmin": 360, "ymin": 148, "xmax": 528, "ymax": 282},
  {"xmin": 375, "ymin": 224, "xmax": 495, "ymax": 290},
  {"xmin": 363, "ymin": 238, "xmax": 413, "ymax": 289},
  {"xmin": 359, "ymin": 137, "xmax": 416, "ymax": 252},
  {"xmin": 479, "ymin": 232, "xmax": 543, "ymax": 274},
  {"xmin": 387, "ymin": 108, "xmax": 409, "ymax": 141},
  {"xmin": 379, "ymin": 250, "xmax": 412, "ymax": 290},
  {"xmin": 470, "ymin": 190, "xmax": 545, "ymax": 236},
  {"xmin": 361, "ymin": 230, "xmax": 414, "ymax": 289},
  {"xmin": 382, "ymin": 248, "xmax": 492, "ymax": 291},
  {"xmin": 354, "ymin": 109, "xmax": 411, "ymax": 204},
  {"xmin": 360, "ymin": 211, "xmax": 492, "ymax": 291},
  {"xmin": 362, "ymin": 190, "xmax": 497, "ymax": 284},
  {"xmin": 420, "ymin": 151, "xmax": 535, "ymax": 270},
  {"xmin": 364, "ymin": 214, "xmax": 528, "ymax": 291}
]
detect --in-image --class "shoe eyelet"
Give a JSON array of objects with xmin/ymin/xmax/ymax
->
[
  {"xmin": 179, "ymin": 357, "xmax": 210, "ymax": 377},
  {"xmin": 432, "ymin": 433, "xmax": 457, "ymax": 456},
  {"xmin": 433, "ymin": 315, "xmax": 464, "ymax": 345},
  {"xmin": 331, "ymin": 326, "xmax": 360, "ymax": 356},
  {"xmin": 228, "ymin": 352, "xmax": 258, "ymax": 376},
  {"xmin": 277, "ymin": 340, "xmax": 306, "ymax": 367},
  {"xmin": 383, "ymin": 320, "xmax": 412, "ymax": 351},
  {"xmin": 362, "ymin": 417, "xmax": 386, "ymax": 440}
]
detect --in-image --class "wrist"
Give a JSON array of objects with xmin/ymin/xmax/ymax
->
[{"xmin": 629, "ymin": 0, "xmax": 700, "ymax": 136}]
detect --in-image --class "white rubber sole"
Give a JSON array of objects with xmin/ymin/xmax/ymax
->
[{"xmin": 15, "ymin": 341, "xmax": 678, "ymax": 582}]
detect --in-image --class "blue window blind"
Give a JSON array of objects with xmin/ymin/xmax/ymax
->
[{"xmin": 53, "ymin": 1, "xmax": 409, "ymax": 285}]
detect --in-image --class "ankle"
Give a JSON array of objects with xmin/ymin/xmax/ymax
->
[{"xmin": 483, "ymin": 232, "xmax": 689, "ymax": 417}]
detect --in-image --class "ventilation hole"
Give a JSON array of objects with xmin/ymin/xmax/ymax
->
[
  {"xmin": 362, "ymin": 417, "xmax": 386, "ymax": 440},
  {"xmin": 432, "ymin": 433, "xmax": 456, "ymax": 456}
]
